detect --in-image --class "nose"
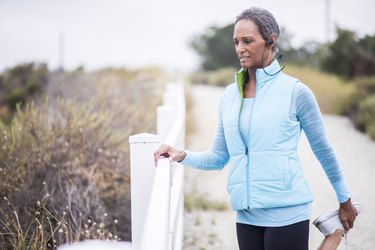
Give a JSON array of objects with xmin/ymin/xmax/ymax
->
[{"xmin": 236, "ymin": 42, "xmax": 245, "ymax": 54}]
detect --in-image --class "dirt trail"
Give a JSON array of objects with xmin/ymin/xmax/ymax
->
[{"xmin": 183, "ymin": 84, "xmax": 375, "ymax": 250}]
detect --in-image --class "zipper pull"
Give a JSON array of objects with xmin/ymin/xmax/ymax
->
[{"xmin": 245, "ymin": 147, "xmax": 248, "ymax": 155}]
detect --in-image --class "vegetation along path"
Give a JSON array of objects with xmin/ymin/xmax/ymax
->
[{"xmin": 183, "ymin": 84, "xmax": 375, "ymax": 250}]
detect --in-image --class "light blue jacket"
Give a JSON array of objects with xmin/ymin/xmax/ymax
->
[{"xmin": 183, "ymin": 60, "xmax": 313, "ymax": 210}]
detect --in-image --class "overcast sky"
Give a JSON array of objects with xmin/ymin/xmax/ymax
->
[{"xmin": 1, "ymin": 0, "xmax": 374, "ymax": 72}]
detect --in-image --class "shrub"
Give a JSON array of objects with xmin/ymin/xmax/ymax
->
[
  {"xmin": 0, "ymin": 66, "xmax": 166, "ymax": 248},
  {"xmin": 337, "ymin": 76, "xmax": 375, "ymax": 136},
  {"xmin": 0, "ymin": 99, "xmax": 130, "ymax": 246}
]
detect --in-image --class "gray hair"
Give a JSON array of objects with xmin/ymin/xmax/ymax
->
[{"xmin": 235, "ymin": 7, "xmax": 280, "ymax": 45}]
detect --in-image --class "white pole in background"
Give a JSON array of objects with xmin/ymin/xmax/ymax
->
[{"xmin": 58, "ymin": 30, "xmax": 65, "ymax": 71}]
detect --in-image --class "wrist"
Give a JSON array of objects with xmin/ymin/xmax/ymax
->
[
  {"xmin": 340, "ymin": 198, "xmax": 351, "ymax": 205},
  {"xmin": 177, "ymin": 150, "xmax": 186, "ymax": 162}
]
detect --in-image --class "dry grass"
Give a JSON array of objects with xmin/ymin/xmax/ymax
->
[{"xmin": 284, "ymin": 65, "xmax": 355, "ymax": 114}]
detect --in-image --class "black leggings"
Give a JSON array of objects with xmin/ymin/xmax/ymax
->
[{"xmin": 236, "ymin": 220, "xmax": 309, "ymax": 250}]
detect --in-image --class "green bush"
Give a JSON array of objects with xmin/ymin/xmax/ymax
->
[
  {"xmin": 0, "ymin": 62, "xmax": 49, "ymax": 123},
  {"xmin": 5, "ymin": 87, "xmax": 27, "ymax": 111},
  {"xmin": 359, "ymin": 95, "xmax": 375, "ymax": 139},
  {"xmin": 337, "ymin": 76, "xmax": 375, "ymax": 138}
]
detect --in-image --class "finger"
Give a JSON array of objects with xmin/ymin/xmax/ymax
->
[
  {"xmin": 154, "ymin": 152, "xmax": 160, "ymax": 162},
  {"xmin": 169, "ymin": 153, "xmax": 179, "ymax": 162},
  {"xmin": 154, "ymin": 145, "xmax": 167, "ymax": 165},
  {"xmin": 348, "ymin": 216, "xmax": 355, "ymax": 228},
  {"xmin": 154, "ymin": 147, "xmax": 163, "ymax": 159},
  {"xmin": 154, "ymin": 145, "xmax": 169, "ymax": 159},
  {"xmin": 342, "ymin": 220, "xmax": 350, "ymax": 231},
  {"xmin": 154, "ymin": 151, "xmax": 162, "ymax": 165}
]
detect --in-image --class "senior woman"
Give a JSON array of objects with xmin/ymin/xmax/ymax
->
[{"xmin": 154, "ymin": 7, "xmax": 359, "ymax": 249}]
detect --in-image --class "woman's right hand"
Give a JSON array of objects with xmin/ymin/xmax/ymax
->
[
  {"xmin": 154, "ymin": 144, "xmax": 186, "ymax": 165},
  {"xmin": 338, "ymin": 199, "xmax": 357, "ymax": 231}
]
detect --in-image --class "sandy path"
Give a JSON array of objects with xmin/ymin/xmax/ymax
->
[
  {"xmin": 183, "ymin": 84, "xmax": 237, "ymax": 250},
  {"xmin": 183, "ymin": 84, "xmax": 375, "ymax": 250}
]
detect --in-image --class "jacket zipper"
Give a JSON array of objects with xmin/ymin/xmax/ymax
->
[
  {"xmin": 246, "ymin": 79, "xmax": 258, "ymax": 209},
  {"xmin": 236, "ymin": 92, "xmax": 249, "ymax": 209},
  {"xmin": 245, "ymin": 146, "xmax": 249, "ymax": 209},
  {"xmin": 236, "ymin": 71, "xmax": 255, "ymax": 209}
]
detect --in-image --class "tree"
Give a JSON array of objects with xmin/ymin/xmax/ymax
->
[
  {"xmin": 356, "ymin": 35, "xmax": 375, "ymax": 76},
  {"xmin": 321, "ymin": 28, "xmax": 375, "ymax": 78},
  {"xmin": 322, "ymin": 29, "xmax": 359, "ymax": 78},
  {"xmin": 189, "ymin": 24, "xmax": 238, "ymax": 70}
]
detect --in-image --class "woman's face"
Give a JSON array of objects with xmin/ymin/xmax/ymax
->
[{"xmin": 233, "ymin": 20, "xmax": 268, "ymax": 69}]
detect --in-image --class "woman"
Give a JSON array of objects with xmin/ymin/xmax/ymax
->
[{"xmin": 154, "ymin": 7, "xmax": 358, "ymax": 249}]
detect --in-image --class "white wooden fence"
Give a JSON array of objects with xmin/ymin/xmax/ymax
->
[
  {"xmin": 59, "ymin": 82, "xmax": 185, "ymax": 250},
  {"xmin": 129, "ymin": 82, "xmax": 185, "ymax": 250}
]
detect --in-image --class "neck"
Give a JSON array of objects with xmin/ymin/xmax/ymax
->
[
  {"xmin": 243, "ymin": 69, "xmax": 256, "ymax": 98},
  {"xmin": 262, "ymin": 48, "xmax": 273, "ymax": 68}
]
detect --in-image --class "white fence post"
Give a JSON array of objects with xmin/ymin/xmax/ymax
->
[{"xmin": 129, "ymin": 133, "xmax": 160, "ymax": 250}]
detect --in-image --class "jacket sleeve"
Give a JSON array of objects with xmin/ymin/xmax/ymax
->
[
  {"xmin": 295, "ymin": 83, "xmax": 351, "ymax": 203},
  {"xmin": 181, "ymin": 96, "xmax": 230, "ymax": 170}
]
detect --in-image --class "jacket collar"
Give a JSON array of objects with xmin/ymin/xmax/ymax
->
[{"xmin": 235, "ymin": 60, "xmax": 281, "ymax": 98}]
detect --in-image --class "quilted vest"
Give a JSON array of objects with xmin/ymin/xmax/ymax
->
[{"xmin": 222, "ymin": 61, "xmax": 313, "ymax": 210}]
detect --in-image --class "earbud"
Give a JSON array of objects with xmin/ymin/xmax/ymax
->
[
  {"xmin": 266, "ymin": 39, "xmax": 273, "ymax": 46},
  {"xmin": 262, "ymin": 37, "xmax": 285, "ymax": 76}
]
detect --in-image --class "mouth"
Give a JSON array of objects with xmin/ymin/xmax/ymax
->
[{"xmin": 239, "ymin": 56, "xmax": 250, "ymax": 62}]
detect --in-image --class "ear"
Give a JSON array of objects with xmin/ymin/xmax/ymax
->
[{"xmin": 265, "ymin": 33, "xmax": 278, "ymax": 47}]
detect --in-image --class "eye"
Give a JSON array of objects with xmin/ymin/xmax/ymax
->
[
  {"xmin": 233, "ymin": 40, "xmax": 239, "ymax": 46},
  {"xmin": 244, "ymin": 39, "xmax": 252, "ymax": 44}
]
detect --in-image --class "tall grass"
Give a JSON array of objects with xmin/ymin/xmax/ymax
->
[{"xmin": 1, "ymin": 194, "xmax": 120, "ymax": 249}]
